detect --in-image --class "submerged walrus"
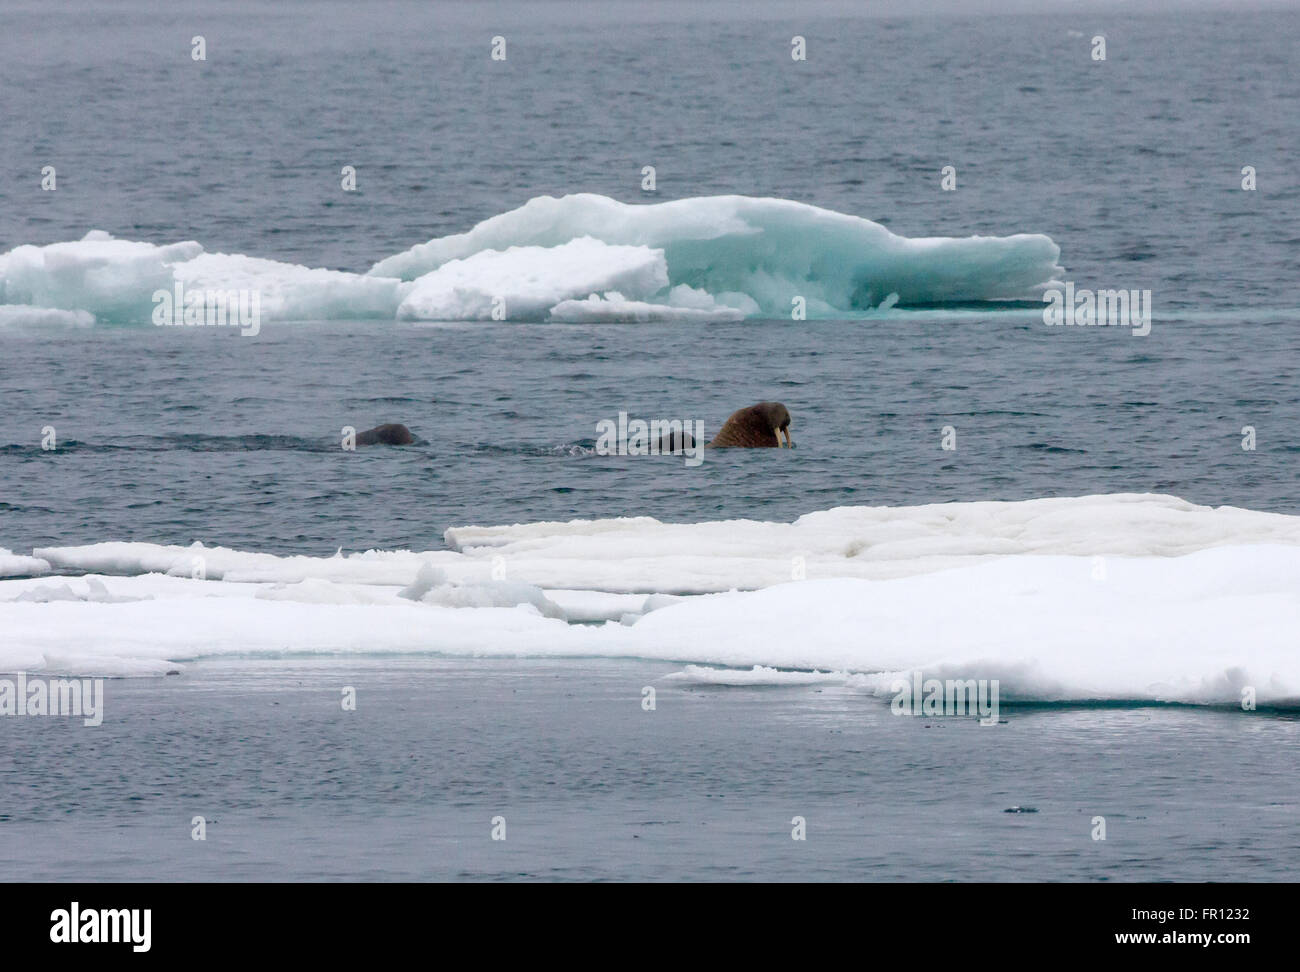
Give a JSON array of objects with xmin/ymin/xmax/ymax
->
[
  {"xmin": 355, "ymin": 423, "xmax": 416, "ymax": 446},
  {"xmin": 708, "ymin": 401, "xmax": 793, "ymax": 449},
  {"xmin": 655, "ymin": 402, "xmax": 794, "ymax": 453}
]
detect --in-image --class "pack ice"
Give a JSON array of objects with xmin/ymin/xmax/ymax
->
[{"xmin": 2, "ymin": 493, "xmax": 1299, "ymax": 707}]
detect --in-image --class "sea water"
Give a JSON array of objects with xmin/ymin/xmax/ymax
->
[{"xmin": 2, "ymin": 1, "xmax": 1299, "ymax": 880}]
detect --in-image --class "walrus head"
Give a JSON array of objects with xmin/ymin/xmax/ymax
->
[
  {"xmin": 708, "ymin": 402, "xmax": 793, "ymax": 448},
  {"xmin": 355, "ymin": 423, "xmax": 416, "ymax": 446}
]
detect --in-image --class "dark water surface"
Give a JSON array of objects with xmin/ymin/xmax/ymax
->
[
  {"xmin": 3, "ymin": 658, "xmax": 1297, "ymax": 881},
  {"xmin": 2, "ymin": 314, "xmax": 1299, "ymax": 554}
]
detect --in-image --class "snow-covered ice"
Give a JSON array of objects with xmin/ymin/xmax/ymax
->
[
  {"xmin": 4, "ymin": 494, "xmax": 1300, "ymax": 706},
  {"xmin": 395, "ymin": 238, "xmax": 667, "ymax": 321},
  {"xmin": 0, "ymin": 231, "xmax": 405, "ymax": 323},
  {"xmin": 0, "ymin": 548, "xmax": 51, "ymax": 578}
]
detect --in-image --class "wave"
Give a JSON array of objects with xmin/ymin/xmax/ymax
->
[
  {"xmin": 3, "ymin": 493, "xmax": 1300, "ymax": 707},
  {"xmin": 0, "ymin": 195, "xmax": 1062, "ymax": 325}
]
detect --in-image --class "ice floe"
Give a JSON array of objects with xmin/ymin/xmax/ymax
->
[{"xmin": 5, "ymin": 493, "xmax": 1299, "ymax": 705}]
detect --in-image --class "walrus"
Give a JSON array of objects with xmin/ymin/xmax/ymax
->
[
  {"xmin": 707, "ymin": 402, "xmax": 793, "ymax": 448},
  {"xmin": 655, "ymin": 428, "xmax": 698, "ymax": 453},
  {"xmin": 355, "ymin": 423, "xmax": 416, "ymax": 446},
  {"xmin": 652, "ymin": 402, "xmax": 794, "ymax": 453}
]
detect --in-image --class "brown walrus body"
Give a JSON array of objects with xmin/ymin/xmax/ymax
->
[
  {"xmin": 656, "ymin": 429, "xmax": 697, "ymax": 453},
  {"xmin": 707, "ymin": 402, "xmax": 793, "ymax": 448},
  {"xmin": 355, "ymin": 423, "xmax": 416, "ymax": 446}
]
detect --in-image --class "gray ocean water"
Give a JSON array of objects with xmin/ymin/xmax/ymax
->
[
  {"xmin": 2, "ymin": 1, "xmax": 1299, "ymax": 881},
  {"xmin": 4, "ymin": 658, "xmax": 1299, "ymax": 882}
]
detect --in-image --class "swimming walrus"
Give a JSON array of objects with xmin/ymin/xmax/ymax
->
[
  {"xmin": 653, "ymin": 402, "xmax": 793, "ymax": 453},
  {"xmin": 355, "ymin": 423, "xmax": 416, "ymax": 446},
  {"xmin": 707, "ymin": 401, "xmax": 793, "ymax": 448}
]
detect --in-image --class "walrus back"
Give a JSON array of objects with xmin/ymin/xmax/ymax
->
[{"xmin": 356, "ymin": 423, "xmax": 416, "ymax": 446}]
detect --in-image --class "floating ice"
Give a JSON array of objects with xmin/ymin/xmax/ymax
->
[
  {"xmin": 0, "ymin": 582, "xmax": 585, "ymax": 677},
  {"xmin": 8, "ymin": 494, "xmax": 1300, "ymax": 704},
  {"xmin": 12, "ymin": 577, "xmax": 142, "ymax": 604},
  {"xmin": 417, "ymin": 580, "xmax": 567, "ymax": 619},
  {"xmin": 371, "ymin": 193, "xmax": 1064, "ymax": 313},
  {"xmin": 175, "ymin": 252, "xmax": 405, "ymax": 321},
  {"xmin": 548, "ymin": 290, "xmax": 745, "ymax": 323},
  {"xmin": 544, "ymin": 589, "xmax": 656, "ymax": 623},
  {"xmin": 0, "ymin": 306, "xmax": 94, "ymax": 328},
  {"xmin": 255, "ymin": 578, "xmax": 398, "ymax": 606},
  {"xmin": 443, "ymin": 493, "xmax": 1300, "ymax": 593},
  {"xmin": 397, "ymin": 562, "xmax": 567, "ymax": 618},
  {"xmin": 0, "ymin": 548, "xmax": 50, "ymax": 578},
  {"xmin": 668, "ymin": 665, "xmax": 857, "ymax": 686},
  {"xmin": 0, "ymin": 232, "xmax": 404, "ymax": 324},
  {"xmin": 395, "ymin": 237, "xmax": 668, "ymax": 321},
  {"xmin": 31, "ymin": 540, "xmax": 460, "ymax": 586},
  {"xmin": 0, "ymin": 232, "xmax": 201, "ymax": 322},
  {"xmin": 629, "ymin": 546, "xmax": 1300, "ymax": 705},
  {"xmin": 33, "ymin": 494, "xmax": 1300, "ymax": 595},
  {"xmin": 0, "ymin": 195, "xmax": 1062, "ymax": 325}
]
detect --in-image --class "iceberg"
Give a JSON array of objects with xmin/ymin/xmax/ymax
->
[
  {"xmin": 0, "ymin": 195, "xmax": 1063, "ymax": 325},
  {"xmin": 395, "ymin": 237, "xmax": 667, "ymax": 321},
  {"xmin": 548, "ymin": 289, "xmax": 746, "ymax": 323},
  {"xmin": 0, "ymin": 232, "xmax": 202, "ymax": 323},
  {"xmin": 371, "ymin": 193, "xmax": 1064, "ymax": 314},
  {"xmin": 0, "ymin": 231, "xmax": 405, "ymax": 324},
  {"xmin": 175, "ymin": 252, "xmax": 405, "ymax": 321},
  {"xmin": 0, "ymin": 306, "xmax": 95, "ymax": 328}
]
